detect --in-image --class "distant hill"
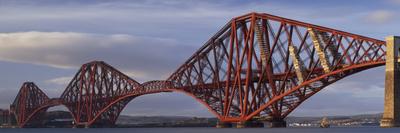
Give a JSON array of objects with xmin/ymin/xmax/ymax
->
[
  {"xmin": 286, "ymin": 113, "xmax": 382, "ymax": 123},
  {"xmin": 116, "ymin": 113, "xmax": 383, "ymax": 127},
  {"xmin": 0, "ymin": 109, "xmax": 385, "ymax": 127},
  {"xmin": 286, "ymin": 113, "xmax": 382, "ymax": 127},
  {"xmin": 116, "ymin": 115, "xmax": 218, "ymax": 127}
]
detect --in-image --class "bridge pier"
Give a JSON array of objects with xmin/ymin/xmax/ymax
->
[
  {"xmin": 381, "ymin": 36, "xmax": 400, "ymax": 128},
  {"xmin": 216, "ymin": 121, "xmax": 232, "ymax": 128},
  {"xmin": 73, "ymin": 124, "xmax": 87, "ymax": 128},
  {"xmin": 235, "ymin": 121, "xmax": 264, "ymax": 128},
  {"xmin": 267, "ymin": 118, "xmax": 286, "ymax": 128}
]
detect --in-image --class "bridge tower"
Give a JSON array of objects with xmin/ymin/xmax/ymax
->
[{"xmin": 381, "ymin": 36, "xmax": 400, "ymax": 127}]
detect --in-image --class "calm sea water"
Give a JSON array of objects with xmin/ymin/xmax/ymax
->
[{"xmin": 0, "ymin": 127, "xmax": 400, "ymax": 133}]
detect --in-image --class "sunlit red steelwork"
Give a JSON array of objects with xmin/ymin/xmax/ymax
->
[{"xmin": 9, "ymin": 12, "xmax": 386, "ymax": 128}]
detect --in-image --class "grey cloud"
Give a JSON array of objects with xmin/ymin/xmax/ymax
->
[{"xmin": 0, "ymin": 0, "xmax": 394, "ymax": 41}]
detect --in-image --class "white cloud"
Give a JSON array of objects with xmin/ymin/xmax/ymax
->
[
  {"xmin": 0, "ymin": 31, "xmax": 194, "ymax": 82},
  {"xmin": 364, "ymin": 10, "xmax": 394, "ymax": 24},
  {"xmin": 45, "ymin": 76, "xmax": 73, "ymax": 86}
]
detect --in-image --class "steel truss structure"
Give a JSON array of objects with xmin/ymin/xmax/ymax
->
[{"xmin": 9, "ymin": 12, "xmax": 386, "ymax": 127}]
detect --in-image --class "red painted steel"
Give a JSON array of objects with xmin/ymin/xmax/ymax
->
[
  {"xmin": 9, "ymin": 82, "xmax": 54, "ymax": 127},
  {"xmin": 167, "ymin": 12, "xmax": 385, "ymax": 122},
  {"xmin": 9, "ymin": 12, "xmax": 387, "ymax": 127},
  {"xmin": 59, "ymin": 61, "xmax": 173, "ymax": 126}
]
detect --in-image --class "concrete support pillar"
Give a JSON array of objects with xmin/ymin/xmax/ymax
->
[
  {"xmin": 216, "ymin": 121, "xmax": 232, "ymax": 128},
  {"xmin": 73, "ymin": 123, "xmax": 87, "ymax": 128},
  {"xmin": 267, "ymin": 118, "xmax": 287, "ymax": 128},
  {"xmin": 235, "ymin": 121, "xmax": 264, "ymax": 128},
  {"xmin": 381, "ymin": 36, "xmax": 400, "ymax": 128}
]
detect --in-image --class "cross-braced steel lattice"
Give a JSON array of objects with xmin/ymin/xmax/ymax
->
[
  {"xmin": 60, "ymin": 61, "xmax": 171, "ymax": 126},
  {"xmin": 10, "ymin": 12, "xmax": 387, "ymax": 127},
  {"xmin": 167, "ymin": 12, "xmax": 386, "ymax": 123},
  {"xmin": 10, "ymin": 82, "xmax": 52, "ymax": 127}
]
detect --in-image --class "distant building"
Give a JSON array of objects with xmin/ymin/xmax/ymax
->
[
  {"xmin": 0, "ymin": 109, "xmax": 11, "ymax": 127},
  {"xmin": 320, "ymin": 117, "xmax": 330, "ymax": 128}
]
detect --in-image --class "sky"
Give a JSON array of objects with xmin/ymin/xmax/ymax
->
[{"xmin": 0, "ymin": 0, "xmax": 399, "ymax": 117}]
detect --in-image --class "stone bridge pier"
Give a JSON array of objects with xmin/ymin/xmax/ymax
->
[{"xmin": 381, "ymin": 36, "xmax": 400, "ymax": 127}]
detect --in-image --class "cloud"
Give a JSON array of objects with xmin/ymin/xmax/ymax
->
[
  {"xmin": 364, "ymin": 10, "xmax": 394, "ymax": 24},
  {"xmin": 45, "ymin": 76, "xmax": 73, "ymax": 86},
  {"xmin": 0, "ymin": 31, "xmax": 195, "ymax": 82}
]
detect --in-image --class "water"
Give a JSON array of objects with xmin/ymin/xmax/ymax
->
[{"xmin": 1, "ymin": 127, "xmax": 400, "ymax": 133}]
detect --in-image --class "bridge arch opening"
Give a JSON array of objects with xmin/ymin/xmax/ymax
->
[
  {"xmin": 19, "ymin": 104, "xmax": 74, "ymax": 128},
  {"xmin": 43, "ymin": 105, "xmax": 74, "ymax": 128},
  {"xmin": 117, "ymin": 92, "xmax": 215, "ymax": 126},
  {"xmin": 290, "ymin": 67, "xmax": 384, "ymax": 117}
]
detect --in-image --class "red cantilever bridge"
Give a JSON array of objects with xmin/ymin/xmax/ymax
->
[{"xmin": 9, "ymin": 12, "xmax": 387, "ymax": 128}]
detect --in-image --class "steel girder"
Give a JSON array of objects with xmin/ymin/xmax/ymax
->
[
  {"xmin": 10, "ymin": 82, "xmax": 53, "ymax": 127},
  {"xmin": 59, "ymin": 61, "xmax": 171, "ymax": 126},
  {"xmin": 59, "ymin": 61, "xmax": 141, "ymax": 126},
  {"xmin": 11, "ymin": 63, "xmax": 174, "ymax": 127},
  {"xmin": 10, "ymin": 12, "xmax": 388, "ymax": 127},
  {"xmin": 167, "ymin": 12, "xmax": 386, "ymax": 122}
]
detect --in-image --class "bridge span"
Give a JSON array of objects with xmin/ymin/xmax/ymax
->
[{"xmin": 6, "ymin": 12, "xmax": 400, "ymax": 128}]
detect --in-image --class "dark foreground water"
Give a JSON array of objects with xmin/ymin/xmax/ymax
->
[{"xmin": 0, "ymin": 127, "xmax": 400, "ymax": 133}]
